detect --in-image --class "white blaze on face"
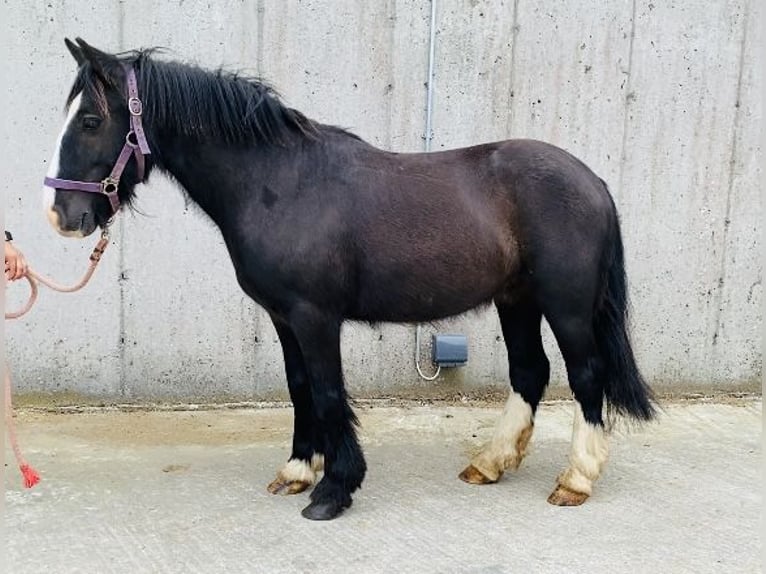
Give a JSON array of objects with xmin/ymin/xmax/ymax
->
[{"xmin": 43, "ymin": 93, "xmax": 83, "ymax": 231}]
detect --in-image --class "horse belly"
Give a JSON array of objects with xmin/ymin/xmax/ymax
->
[{"xmin": 353, "ymin": 241, "xmax": 515, "ymax": 323}]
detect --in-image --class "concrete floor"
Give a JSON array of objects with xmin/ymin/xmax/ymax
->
[{"xmin": 4, "ymin": 397, "xmax": 762, "ymax": 574}]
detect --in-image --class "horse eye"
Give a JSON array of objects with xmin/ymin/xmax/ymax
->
[{"xmin": 82, "ymin": 115, "xmax": 102, "ymax": 131}]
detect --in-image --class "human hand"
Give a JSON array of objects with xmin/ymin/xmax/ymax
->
[{"xmin": 5, "ymin": 241, "xmax": 28, "ymax": 281}]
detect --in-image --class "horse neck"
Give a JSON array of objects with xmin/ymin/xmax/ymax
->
[{"xmin": 150, "ymin": 132, "xmax": 287, "ymax": 228}]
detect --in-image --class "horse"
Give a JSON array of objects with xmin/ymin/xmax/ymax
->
[{"xmin": 42, "ymin": 38, "xmax": 655, "ymax": 521}]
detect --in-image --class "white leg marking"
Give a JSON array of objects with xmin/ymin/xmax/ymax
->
[
  {"xmin": 558, "ymin": 403, "xmax": 609, "ymax": 496},
  {"xmin": 470, "ymin": 391, "xmax": 534, "ymax": 481},
  {"xmin": 43, "ymin": 93, "xmax": 82, "ymax": 230},
  {"xmin": 311, "ymin": 453, "xmax": 325, "ymax": 472},
  {"xmin": 278, "ymin": 458, "xmax": 317, "ymax": 485}
]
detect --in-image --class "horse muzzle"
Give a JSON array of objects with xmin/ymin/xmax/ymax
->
[{"xmin": 47, "ymin": 203, "xmax": 99, "ymax": 238}]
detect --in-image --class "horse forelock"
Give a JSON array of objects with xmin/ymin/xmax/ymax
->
[{"xmin": 66, "ymin": 64, "xmax": 111, "ymax": 119}]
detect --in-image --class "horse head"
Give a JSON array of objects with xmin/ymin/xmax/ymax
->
[{"xmin": 43, "ymin": 38, "xmax": 151, "ymax": 237}]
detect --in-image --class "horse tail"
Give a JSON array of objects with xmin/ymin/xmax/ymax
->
[{"xmin": 594, "ymin": 185, "xmax": 656, "ymax": 422}]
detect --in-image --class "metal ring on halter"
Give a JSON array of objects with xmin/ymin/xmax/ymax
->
[
  {"xmin": 101, "ymin": 177, "xmax": 119, "ymax": 195},
  {"xmin": 125, "ymin": 130, "xmax": 139, "ymax": 148}
]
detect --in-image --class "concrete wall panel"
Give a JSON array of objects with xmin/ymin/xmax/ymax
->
[{"xmin": 2, "ymin": 0, "xmax": 760, "ymax": 402}]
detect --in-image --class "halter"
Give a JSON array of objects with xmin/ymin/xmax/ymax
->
[{"xmin": 43, "ymin": 65, "xmax": 151, "ymax": 215}]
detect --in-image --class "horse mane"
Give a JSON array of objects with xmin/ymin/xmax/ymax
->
[{"xmin": 68, "ymin": 48, "xmax": 332, "ymax": 147}]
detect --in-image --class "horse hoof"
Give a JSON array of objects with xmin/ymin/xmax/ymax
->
[
  {"xmin": 301, "ymin": 499, "xmax": 348, "ymax": 521},
  {"xmin": 458, "ymin": 464, "xmax": 497, "ymax": 485},
  {"xmin": 547, "ymin": 485, "xmax": 589, "ymax": 506},
  {"xmin": 267, "ymin": 477, "xmax": 312, "ymax": 495}
]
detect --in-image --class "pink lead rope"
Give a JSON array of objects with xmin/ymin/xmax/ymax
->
[
  {"xmin": 5, "ymin": 233, "xmax": 110, "ymax": 488},
  {"xmin": 9, "ymin": 63, "xmax": 147, "ymax": 488},
  {"xmin": 5, "ymin": 368, "xmax": 41, "ymax": 488},
  {"xmin": 7, "ymin": 63, "xmax": 148, "ymax": 487}
]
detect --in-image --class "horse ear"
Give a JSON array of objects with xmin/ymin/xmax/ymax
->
[
  {"xmin": 74, "ymin": 37, "xmax": 119, "ymax": 84},
  {"xmin": 65, "ymin": 38, "xmax": 85, "ymax": 67}
]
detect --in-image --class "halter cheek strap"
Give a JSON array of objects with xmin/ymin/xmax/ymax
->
[{"xmin": 43, "ymin": 65, "xmax": 151, "ymax": 215}]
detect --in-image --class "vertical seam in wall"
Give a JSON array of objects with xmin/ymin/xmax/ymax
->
[
  {"xmin": 256, "ymin": 0, "xmax": 265, "ymax": 76},
  {"xmin": 505, "ymin": 0, "xmax": 519, "ymax": 137},
  {"xmin": 251, "ymin": 0, "xmax": 266, "ymax": 399},
  {"xmin": 386, "ymin": 0, "xmax": 395, "ymax": 149},
  {"xmin": 424, "ymin": 0, "xmax": 438, "ymax": 151},
  {"xmin": 497, "ymin": 0, "xmax": 520, "ymax": 383},
  {"xmin": 118, "ymin": 216, "xmax": 126, "ymax": 397},
  {"xmin": 414, "ymin": 0, "xmax": 439, "ymax": 379},
  {"xmin": 372, "ymin": 0, "xmax": 397, "ymax": 380},
  {"xmin": 712, "ymin": 5, "xmax": 749, "ymax": 347},
  {"xmin": 117, "ymin": 0, "xmax": 125, "ymax": 49},
  {"xmin": 118, "ymin": 0, "xmax": 126, "ymax": 398},
  {"xmin": 616, "ymin": 0, "xmax": 637, "ymax": 206}
]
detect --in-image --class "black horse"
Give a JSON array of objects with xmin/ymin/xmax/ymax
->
[{"xmin": 43, "ymin": 38, "xmax": 654, "ymax": 520}]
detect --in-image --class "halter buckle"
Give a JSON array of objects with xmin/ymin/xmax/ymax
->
[{"xmin": 128, "ymin": 97, "xmax": 143, "ymax": 116}]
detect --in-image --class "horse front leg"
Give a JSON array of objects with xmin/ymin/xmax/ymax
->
[
  {"xmin": 267, "ymin": 317, "xmax": 324, "ymax": 495},
  {"xmin": 287, "ymin": 304, "xmax": 366, "ymax": 520}
]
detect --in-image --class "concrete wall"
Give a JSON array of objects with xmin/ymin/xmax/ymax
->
[{"xmin": 2, "ymin": 0, "xmax": 761, "ymax": 402}]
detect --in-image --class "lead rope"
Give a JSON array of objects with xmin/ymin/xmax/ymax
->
[
  {"xmin": 4, "ymin": 231, "xmax": 110, "ymax": 487},
  {"xmin": 5, "ymin": 367, "xmax": 40, "ymax": 487}
]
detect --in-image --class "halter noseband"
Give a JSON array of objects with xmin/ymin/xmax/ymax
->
[{"xmin": 43, "ymin": 65, "xmax": 151, "ymax": 215}]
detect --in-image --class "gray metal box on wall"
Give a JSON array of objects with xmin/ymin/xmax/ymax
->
[{"xmin": 432, "ymin": 334, "xmax": 468, "ymax": 367}]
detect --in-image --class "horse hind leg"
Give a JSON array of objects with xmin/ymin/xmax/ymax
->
[
  {"xmin": 459, "ymin": 298, "xmax": 550, "ymax": 484},
  {"xmin": 547, "ymin": 398, "xmax": 608, "ymax": 506},
  {"xmin": 545, "ymin": 315, "xmax": 608, "ymax": 506}
]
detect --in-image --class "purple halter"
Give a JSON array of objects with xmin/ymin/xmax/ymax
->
[{"xmin": 44, "ymin": 65, "xmax": 151, "ymax": 215}]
